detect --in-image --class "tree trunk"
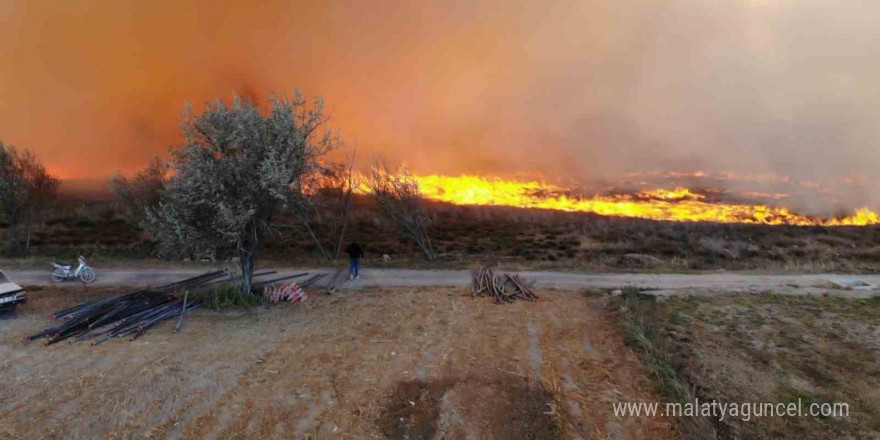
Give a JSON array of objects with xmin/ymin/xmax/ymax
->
[
  {"xmin": 333, "ymin": 193, "xmax": 353, "ymax": 260},
  {"xmin": 7, "ymin": 220, "xmax": 22, "ymax": 256},
  {"xmin": 333, "ymin": 221, "xmax": 348, "ymax": 261},
  {"xmin": 417, "ymin": 235, "xmax": 436, "ymax": 261},
  {"xmin": 23, "ymin": 217, "xmax": 34, "ymax": 257},
  {"xmin": 301, "ymin": 218, "xmax": 332, "ymax": 261},
  {"xmin": 410, "ymin": 221, "xmax": 436, "ymax": 261},
  {"xmin": 239, "ymin": 249, "xmax": 255, "ymax": 296}
]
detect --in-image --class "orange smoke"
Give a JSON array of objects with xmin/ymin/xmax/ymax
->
[
  {"xmin": 5, "ymin": 1, "xmax": 880, "ymax": 216},
  {"xmin": 412, "ymin": 175, "xmax": 880, "ymax": 226}
]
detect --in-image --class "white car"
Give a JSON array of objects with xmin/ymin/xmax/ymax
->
[{"xmin": 0, "ymin": 270, "xmax": 26, "ymax": 313}]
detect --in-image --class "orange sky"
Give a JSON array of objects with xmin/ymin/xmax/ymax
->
[
  {"xmin": 3, "ymin": 0, "xmax": 880, "ymax": 212},
  {"xmin": 2, "ymin": 0, "xmax": 561, "ymax": 178}
]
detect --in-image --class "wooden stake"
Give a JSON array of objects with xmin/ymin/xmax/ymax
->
[{"xmin": 173, "ymin": 290, "xmax": 188, "ymax": 333}]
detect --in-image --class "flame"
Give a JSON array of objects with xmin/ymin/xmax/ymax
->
[
  {"xmin": 824, "ymin": 208, "xmax": 880, "ymax": 226},
  {"xmin": 410, "ymin": 174, "xmax": 880, "ymax": 226}
]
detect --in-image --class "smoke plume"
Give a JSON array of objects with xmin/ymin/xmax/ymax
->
[{"xmin": 2, "ymin": 0, "xmax": 879, "ymax": 212}]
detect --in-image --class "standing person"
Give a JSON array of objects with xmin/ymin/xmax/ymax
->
[{"xmin": 345, "ymin": 241, "xmax": 364, "ymax": 280}]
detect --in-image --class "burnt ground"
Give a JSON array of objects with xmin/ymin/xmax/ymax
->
[{"xmin": 0, "ymin": 285, "xmax": 675, "ymax": 440}]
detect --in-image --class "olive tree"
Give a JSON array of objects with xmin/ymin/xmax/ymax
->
[
  {"xmin": 367, "ymin": 161, "xmax": 436, "ymax": 261},
  {"xmin": 0, "ymin": 141, "xmax": 59, "ymax": 255},
  {"xmin": 144, "ymin": 94, "xmax": 336, "ymax": 294}
]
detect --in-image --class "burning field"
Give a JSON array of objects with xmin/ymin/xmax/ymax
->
[
  {"xmin": 411, "ymin": 172, "xmax": 880, "ymax": 226},
  {"xmin": 12, "ymin": 169, "xmax": 880, "ymax": 274}
]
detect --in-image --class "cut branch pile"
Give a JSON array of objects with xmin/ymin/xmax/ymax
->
[{"xmin": 471, "ymin": 268, "xmax": 538, "ymax": 304}]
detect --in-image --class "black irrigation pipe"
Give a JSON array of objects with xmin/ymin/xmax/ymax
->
[
  {"xmin": 29, "ymin": 270, "xmax": 322, "ymax": 347},
  {"xmin": 298, "ymin": 273, "xmax": 327, "ymax": 289},
  {"xmin": 50, "ymin": 271, "xmax": 224, "ymax": 321},
  {"xmin": 252, "ymin": 272, "xmax": 309, "ymax": 287},
  {"xmin": 28, "ymin": 272, "xmax": 223, "ymax": 346}
]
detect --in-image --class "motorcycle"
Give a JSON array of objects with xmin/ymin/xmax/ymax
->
[{"xmin": 51, "ymin": 256, "xmax": 97, "ymax": 283}]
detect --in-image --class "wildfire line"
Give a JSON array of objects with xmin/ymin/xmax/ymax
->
[{"xmin": 407, "ymin": 174, "xmax": 879, "ymax": 226}]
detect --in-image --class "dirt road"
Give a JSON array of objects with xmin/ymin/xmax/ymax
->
[{"xmin": 6, "ymin": 267, "xmax": 880, "ymax": 297}]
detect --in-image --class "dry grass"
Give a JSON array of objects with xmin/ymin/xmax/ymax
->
[
  {"xmin": 0, "ymin": 285, "xmax": 675, "ymax": 440},
  {"xmin": 616, "ymin": 291, "xmax": 880, "ymax": 440},
  {"xmin": 6, "ymin": 196, "xmax": 880, "ymax": 273}
]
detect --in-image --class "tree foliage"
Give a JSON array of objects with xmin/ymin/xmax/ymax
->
[
  {"xmin": 144, "ymin": 94, "xmax": 336, "ymax": 294},
  {"xmin": 109, "ymin": 156, "xmax": 168, "ymax": 223},
  {"xmin": 0, "ymin": 141, "xmax": 59, "ymax": 255}
]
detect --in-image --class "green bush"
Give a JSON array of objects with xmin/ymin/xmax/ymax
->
[{"xmin": 205, "ymin": 283, "xmax": 262, "ymax": 309}]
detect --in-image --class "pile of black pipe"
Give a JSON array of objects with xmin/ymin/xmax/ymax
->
[{"xmin": 27, "ymin": 271, "xmax": 228, "ymax": 345}]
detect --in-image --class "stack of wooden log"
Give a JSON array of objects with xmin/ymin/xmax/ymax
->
[{"xmin": 471, "ymin": 268, "xmax": 538, "ymax": 303}]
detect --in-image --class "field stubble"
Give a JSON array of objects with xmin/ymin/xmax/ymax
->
[
  {"xmin": 6, "ymin": 198, "xmax": 880, "ymax": 273},
  {"xmin": 0, "ymin": 284, "xmax": 675, "ymax": 440}
]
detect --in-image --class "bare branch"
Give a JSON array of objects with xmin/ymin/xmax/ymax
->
[{"xmin": 366, "ymin": 159, "xmax": 436, "ymax": 261}]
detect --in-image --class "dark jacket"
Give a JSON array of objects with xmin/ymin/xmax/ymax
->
[{"xmin": 345, "ymin": 243, "xmax": 364, "ymax": 259}]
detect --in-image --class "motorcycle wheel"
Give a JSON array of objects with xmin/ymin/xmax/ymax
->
[
  {"xmin": 79, "ymin": 268, "xmax": 96, "ymax": 284},
  {"xmin": 51, "ymin": 269, "xmax": 66, "ymax": 283}
]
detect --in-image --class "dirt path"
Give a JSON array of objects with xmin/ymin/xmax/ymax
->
[{"xmin": 6, "ymin": 268, "xmax": 880, "ymax": 297}]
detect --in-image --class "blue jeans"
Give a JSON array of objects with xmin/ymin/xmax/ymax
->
[{"xmin": 349, "ymin": 258, "xmax": 360, "ymax": 278}]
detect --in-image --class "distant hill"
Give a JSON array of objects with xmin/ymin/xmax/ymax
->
[{"xmin": 58, "ymin": 177, "xmax": 114, "ymax": 201}]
